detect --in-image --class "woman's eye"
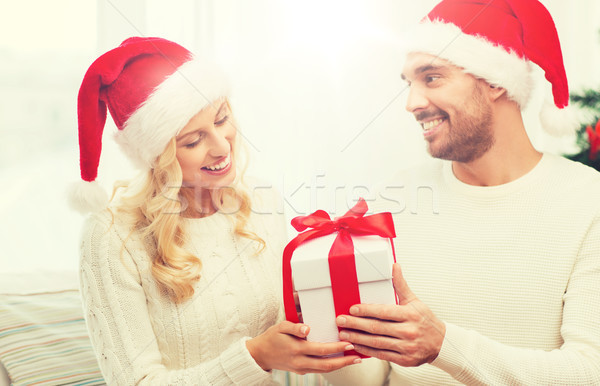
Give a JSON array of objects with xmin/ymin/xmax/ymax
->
[
  {"xmin": 184, "ymin": 133, "xmax": 205, "ymax": 148},
  {"xmin": 185, "ymin": 140, "xmax": 200, "ymax": 149},
  {"xmin": 215, "ymin": 115, "xmax": 229, "ymax": 126}
]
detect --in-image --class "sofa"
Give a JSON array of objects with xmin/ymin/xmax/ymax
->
[{"xmin": 0, "ymin": 271, "xmax": 329, "ymax": 386}]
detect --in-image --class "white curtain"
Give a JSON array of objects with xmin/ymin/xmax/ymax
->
[
  {"xmin": 0, "ymin": 0, "xmax": 598, "ymax": 272},
  {"xmin": 95, "ymin": 0, "xmax": 600, "ymax": 213}
]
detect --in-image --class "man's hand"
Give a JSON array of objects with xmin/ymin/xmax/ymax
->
[{"xmin": 335, "ymin": 263, "xmax": 446, "ymax": 367}]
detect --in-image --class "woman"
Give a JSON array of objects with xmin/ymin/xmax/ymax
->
[{"xmin": 70, "ymin": 37, "xmax": 360, "ymax": 385}]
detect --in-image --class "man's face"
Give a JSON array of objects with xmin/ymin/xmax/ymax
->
[{"xmin": 401, "ymin": 53, "xmax": 495, "ymax": 163}]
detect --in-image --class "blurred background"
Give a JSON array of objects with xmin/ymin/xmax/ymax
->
[{"xmin": 1, "ymin": 0, "xmax": 599, "ymax": 273}]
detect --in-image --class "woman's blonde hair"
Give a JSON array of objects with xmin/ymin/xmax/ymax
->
[{"xmin": 111, "ymin": 110, "xmax": 264, "ymax": 302}]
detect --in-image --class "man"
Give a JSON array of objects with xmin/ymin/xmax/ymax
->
[{"xmin": 324, "ymin": 0, "xmax": 600, "ymax": 384}]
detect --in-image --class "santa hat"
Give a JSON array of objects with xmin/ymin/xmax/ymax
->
[
  {"xmin": 402, "ymin": 0, "xmax": 581, "ymax": 135},
  {"xmin": 70, "ymin": 37, "xmax": 230, "ymax": 213}
]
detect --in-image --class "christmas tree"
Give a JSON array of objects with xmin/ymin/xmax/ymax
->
[{"xmin": 565, "ymin": 89, "xmax": 600, "ymax": 172}]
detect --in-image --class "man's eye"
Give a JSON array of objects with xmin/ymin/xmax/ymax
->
[{"xmin": 425, "ymin": 75, "xmax": 440, "ymax": 83}]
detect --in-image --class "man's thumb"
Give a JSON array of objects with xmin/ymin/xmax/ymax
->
[{"xmin": 392, "ymin": 263, "xmax": 417, "ymax": 305}]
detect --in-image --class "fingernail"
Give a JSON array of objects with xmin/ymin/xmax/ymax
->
[
  {"xmin": 349, "ymin": 306, "xmax": 359, "ymax": 315},
  {"xmin": 301, "ymin": 326, "xmax": 308, "ymax": 335},
  {"xmin": 344, "ymin": 344, "xmax": 354, "ymax": 351},
  {"xmin": 353, "ymin": 358, "xmax": 362, "ymax": 364},
  {"xmin": 337, "ymin": 316, "xmax": 346, "ymax": 326},
  {"xmin": 339, "ymin": 331, "xmax": 349, "ymax": 340}
]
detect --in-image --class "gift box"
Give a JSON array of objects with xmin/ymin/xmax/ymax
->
[{"xmin": 282, "ymin": 199, "xmax": 397, "ymax": 357}]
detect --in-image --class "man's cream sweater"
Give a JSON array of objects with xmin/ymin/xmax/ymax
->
[{"xmin": 325, "ymin": 153, "xmax": 600, "ymax": 385}]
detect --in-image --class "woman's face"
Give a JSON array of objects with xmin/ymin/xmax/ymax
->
[{"xmin": 175, "ymin": 98, "xmax": 237, "ymax": 190}]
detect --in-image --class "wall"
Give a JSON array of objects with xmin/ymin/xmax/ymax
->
[{"xmin": 0, "ymin": 0, "xmax": 598, "ymax": 272}]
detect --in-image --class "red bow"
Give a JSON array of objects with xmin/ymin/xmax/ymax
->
[
  {"xmin": 282, "ymin": 198, "xmax": 396, "ymax": 347},
  {"xmin": 587, "ymin": 119, "xmax": 600, "ymax": 161}
]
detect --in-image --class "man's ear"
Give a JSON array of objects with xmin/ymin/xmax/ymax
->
[{"xmin": 488, "ymin": 84, "xmax": 507, "ymax": 101}]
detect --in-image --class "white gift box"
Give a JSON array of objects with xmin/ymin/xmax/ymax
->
[{"xmin": 291, "ymin": 233, "xmax": 397, "ymax": 345}]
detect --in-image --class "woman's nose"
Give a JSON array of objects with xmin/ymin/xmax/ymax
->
[{"xmin": 207, "ymin": 127, "xmax": 231, "ymax": 157}]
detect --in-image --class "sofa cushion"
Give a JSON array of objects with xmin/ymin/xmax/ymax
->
[{"xmin": 0, "ymin": 289, "xmax": 105, "ymax": 385}]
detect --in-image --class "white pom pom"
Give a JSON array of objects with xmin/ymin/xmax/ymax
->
[
  {"xmin": 68, "ymin": 180, "xmax": 109, "ymax": 214},
  {"xmin": 539, "ymin": 99, "xmax": 588, "ymax": 137}
]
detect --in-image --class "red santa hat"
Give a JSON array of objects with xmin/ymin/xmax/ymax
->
[
  {"xmin": 70, "ymin": 37, "xmax": 230, "ymax": 213},
  {"xmin": 402, "ymin": 0, "xmax": 581, "ymax": 135}
]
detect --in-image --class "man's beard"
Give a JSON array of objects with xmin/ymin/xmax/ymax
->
[{"xmin": 423, "ymin": 84, "xmax": 495, "ymax": 163}]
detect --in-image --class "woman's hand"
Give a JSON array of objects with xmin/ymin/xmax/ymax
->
[{"xmin": 246, "ymin": 321, "xmax": 361, "ymax": 375}]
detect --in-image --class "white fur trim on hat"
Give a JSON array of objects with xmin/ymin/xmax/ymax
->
[
  {"xmin": 401, "ymin": 20, "xmax": 533, "ymax": 109},
  {"xmin": 68, "ymin": 180, "xmax": 109, "ymax": 214},
  {"xmin": 115, "ymin": 58, "xmax": 231, "ymax": 169},
  {"xmin": 540, "ymin": 99, "xmax": 589, "ymax": 137}
]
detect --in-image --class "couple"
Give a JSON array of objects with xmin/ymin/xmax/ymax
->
[{"xmin": 71, "ymin": 0, "xmax": 600, "ymax": 384}]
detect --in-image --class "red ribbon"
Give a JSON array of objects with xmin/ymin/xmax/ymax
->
[{"xmin": 282, "ymin": 198, "xmax": 396, "ymax": 356}]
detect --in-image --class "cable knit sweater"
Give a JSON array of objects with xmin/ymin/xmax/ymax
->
[
  {"xmin": 79, "ymin": 188, "xmax": 287, "ymax": 385},
  {"xmin": 324, "ymin": 153, "xmax": 600, "ymax": 385}
]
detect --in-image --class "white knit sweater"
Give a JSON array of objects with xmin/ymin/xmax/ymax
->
[
  {"xmin": 79, "ymin": 188, "xmax": 287, "ymax": 385},
  {"xmin": 325, "ymin": 153, "xmax": 600, "ymax": 385}
]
